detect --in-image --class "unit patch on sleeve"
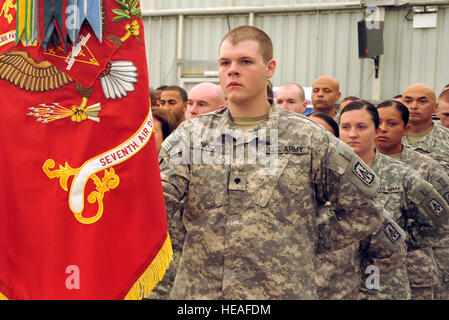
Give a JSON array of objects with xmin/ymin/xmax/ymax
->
[
  {"xmin": 353, "ymin": 161, "xmax": 375, "ymax": 187},
  {"xmin": 384, "ymin": 222, "xmax": 402, "ymax": 243},
  {"xmin": 428, "ymin": 198, "xmax": 446, "ymax": 217}
]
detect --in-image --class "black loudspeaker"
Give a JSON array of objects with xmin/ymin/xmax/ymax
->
[{"xmin": 358, "ymin": 20, "xmax": 384, "ymax": 59}]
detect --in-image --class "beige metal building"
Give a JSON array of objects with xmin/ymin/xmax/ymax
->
[{"xmin": 141, "ymin": 0, "xmax": 449, "ymax": 102}]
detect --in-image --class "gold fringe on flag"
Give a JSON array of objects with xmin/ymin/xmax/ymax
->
[
  {"xmin": 124, "ymin": 232, "xmax": 173, "ymax": 300},
  {"xmin": 0, "ymin": 292, "xmax": 8, "ymax": 300}
]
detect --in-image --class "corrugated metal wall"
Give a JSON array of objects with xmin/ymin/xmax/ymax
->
[{"xmin": 142, "ymin": 1, "xmax": 449, "ymax": 101}]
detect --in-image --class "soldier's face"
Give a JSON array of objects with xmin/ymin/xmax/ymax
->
[
  {"xmin": 276, "ymin": 86, "xmax": 306, "ymax": 114},
  {"xmin": 436, "ymin": 100, "xmax": 449, "ymax": 128},
  {"xmin": 218, "ymin": 39, "xmax": 275, "ymax": 107},
  {"xmin": 375, "ymin": 106, "xmax": 409, "ymax": 152},
  {"xmin": 160, "ymin": 90, "xmax": 187, "ymax": 123},
  {"xmin": 340, "ymin": 109, "xmax": 379, "ymax": 157},
  {"xmin": 187, "ymin": 85, "xmax": 224, "ymax": 119},
  {"xmin": 402, "ymin": 86, "xmax": 436, "ymax": 124},
  {"xmin": 312, "ymin": 78, "xmax": 341, "ymax": 112}
]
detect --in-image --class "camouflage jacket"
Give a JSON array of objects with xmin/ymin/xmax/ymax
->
[
  {"xmin": 393, "ymin": 145, "xmax": 449, "ymax": 287},
  {"xmin": 371, "ymin": 151, "xmax": 449, "ymax": 248},
  {"xmin": 315, "ymin": 206, "xmax": 406, "ymax": 300},
  {"xmin": 366, "ymin": 151, "xmax": 449, "ymax": 292},
  {"xmin": 396, "ymin": 145, "xmax": 449, "ymax": 247},
  {"xmin": 158, "ymin": 105, "xmax": 383, "ymax": 300},
  {"xmin": 314, "ymin": 241, "xmax": 361, "ymax": 300},
  {"xmin": 403, "ymin": 122, "xmax": 449, "ymax": 170}
]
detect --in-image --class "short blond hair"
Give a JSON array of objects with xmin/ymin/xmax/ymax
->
[
  {"xmin": 439, "ymin": 88, "xmax": 449, "ymax": 102},
  {"xmin": 220, "ymin": 25, "xmax": 273, "ymax": 64}
]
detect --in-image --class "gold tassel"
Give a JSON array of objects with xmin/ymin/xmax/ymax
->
[
  {"xmin": 0, "ymin": 233, "xmax": 173, "ymax": 301},
  {"xmin": 124, "ymin": 232, "xmax": 173, "ymax": 300}
]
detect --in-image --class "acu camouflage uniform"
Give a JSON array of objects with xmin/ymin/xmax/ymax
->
[
  {"xmin": 403, "ymin": 122, "xmax": 449, "ymax": 171},
  {"xmin": 359, "ymin": 151, "xmax": 449, "ymax": 300},
  {"xmin": 158, "ymin": 105, "xmax": 383, "ymax": 299},
  {"xmin": 435, "ymin": 121, "xmax": 449, "ymax": 132},
  {"xmin": 403, "ymin": 123, "xmax": 449, "ymax": 299},
  {"xmin": 315, "ymin": 205, "xmax": 406, "ymax": 300},
  {"xmin": 395, "ymin": 145, "xmax": 449, "ymax": 299}
]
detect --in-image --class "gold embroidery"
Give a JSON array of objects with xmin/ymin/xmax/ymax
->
[
  {"xmin": 43, "ymin": 159, "xmax": 120, "ymax": 225},
  {"xmin": 1, "ymin": 0, "xmax": 15, "ymax": 24},
  {"xmin": 0, "ymin": 50, "xmax": 73, "ymax": 92},
  {"xmin": 42, "ymin": 43, "xmax": 100, "ymax": 68},
  {"xmin": 27, "ymin": 100, "xmax": 101, "ymax": 124}
]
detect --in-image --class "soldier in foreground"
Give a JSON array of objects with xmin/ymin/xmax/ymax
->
[{"xmin": 157, "ymin": 26, "xmax": 383, "ymax": 299}]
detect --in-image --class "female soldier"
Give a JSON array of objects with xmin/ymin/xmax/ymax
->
[
  {"xmin": 311, "ymin": 110, "xmax": 404, "ymax": 300},
  {"xmin": 308, "ymin": 112, "xmax": 340, "ymax": 138},
  {"xmin": 339, "ymin": 100, "xmax": 449, "ymax": 300},
  {"xmin": 376, "ymin": 100, "xmax": 449, "ymax": 299}
]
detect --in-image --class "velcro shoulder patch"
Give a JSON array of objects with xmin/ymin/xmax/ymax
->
[
  {"xmin": 162, "ymin": 131, "xmax": 180, "ymax": 153},
  {"xmin": 384, "ymin": 222, "xmax": 403, "ymax": 243},
  {"xmin": 373, "ymin": 211, "xmax": 406, "ymax": 251},
  {"xmin": 427, "ymin": 198, "xmax": 446, "ymax": 217},
  {"xmin": 409, "ymin": 180, "xmax": 449, "ymax": 227},
  {"xmin": 327, "ymin": 142, "xmax": 379, "ymax": 197},
  {"xmin": 353, "ymin": 162, "xmax": 376, "ymax": 187},
  {"xmin": 431, "ymin": 175, "xmax": 449, "ymax": 204}
]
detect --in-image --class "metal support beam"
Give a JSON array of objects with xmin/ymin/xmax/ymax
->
[
  {"xmin": 176, "ymin": 15, "xmax": 184, "ymax": 86},
  {"xmin": 142, "ymin": 3, "xmax": 364, "ymax": 17}
]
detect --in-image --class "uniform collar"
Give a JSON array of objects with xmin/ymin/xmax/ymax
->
[{"xmin": 216, "ymin": 105, "xmax": 280, "ymax": 145}]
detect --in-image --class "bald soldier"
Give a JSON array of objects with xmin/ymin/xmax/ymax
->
[
  {"xmin": 402, "ymin": 83, "xmax": 449, "ymax": 170},
  {"xmin": 312, "ymin": 76, "xmax": 342, "ymax": 121},
  {"xmin": 186, "ymin": 82, "xmax": 226, "ymax": 119},
  {"xmin": 402, "ymin": 84, "xmax": 449, "ymax": 300}
]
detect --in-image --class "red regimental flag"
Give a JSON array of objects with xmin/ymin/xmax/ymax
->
[
  {"xmin": 0, "ymin": 0, "xmax": 172, "ymax": 300},
  {"xmin": 40, "ymin": 28, "xmax": 117, "ymax": 89},
  {"xmin": 0, "ymin": 0, "xmax": 16, "ymax": 53}
]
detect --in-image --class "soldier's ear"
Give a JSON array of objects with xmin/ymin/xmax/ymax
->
[
  {"xmin": 266, "ymin": 59, "xmax": 276, "ymax": 79},
  {"xmin": 403, "ymin": 124, "xmax": 410, "ymax": 137}
]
